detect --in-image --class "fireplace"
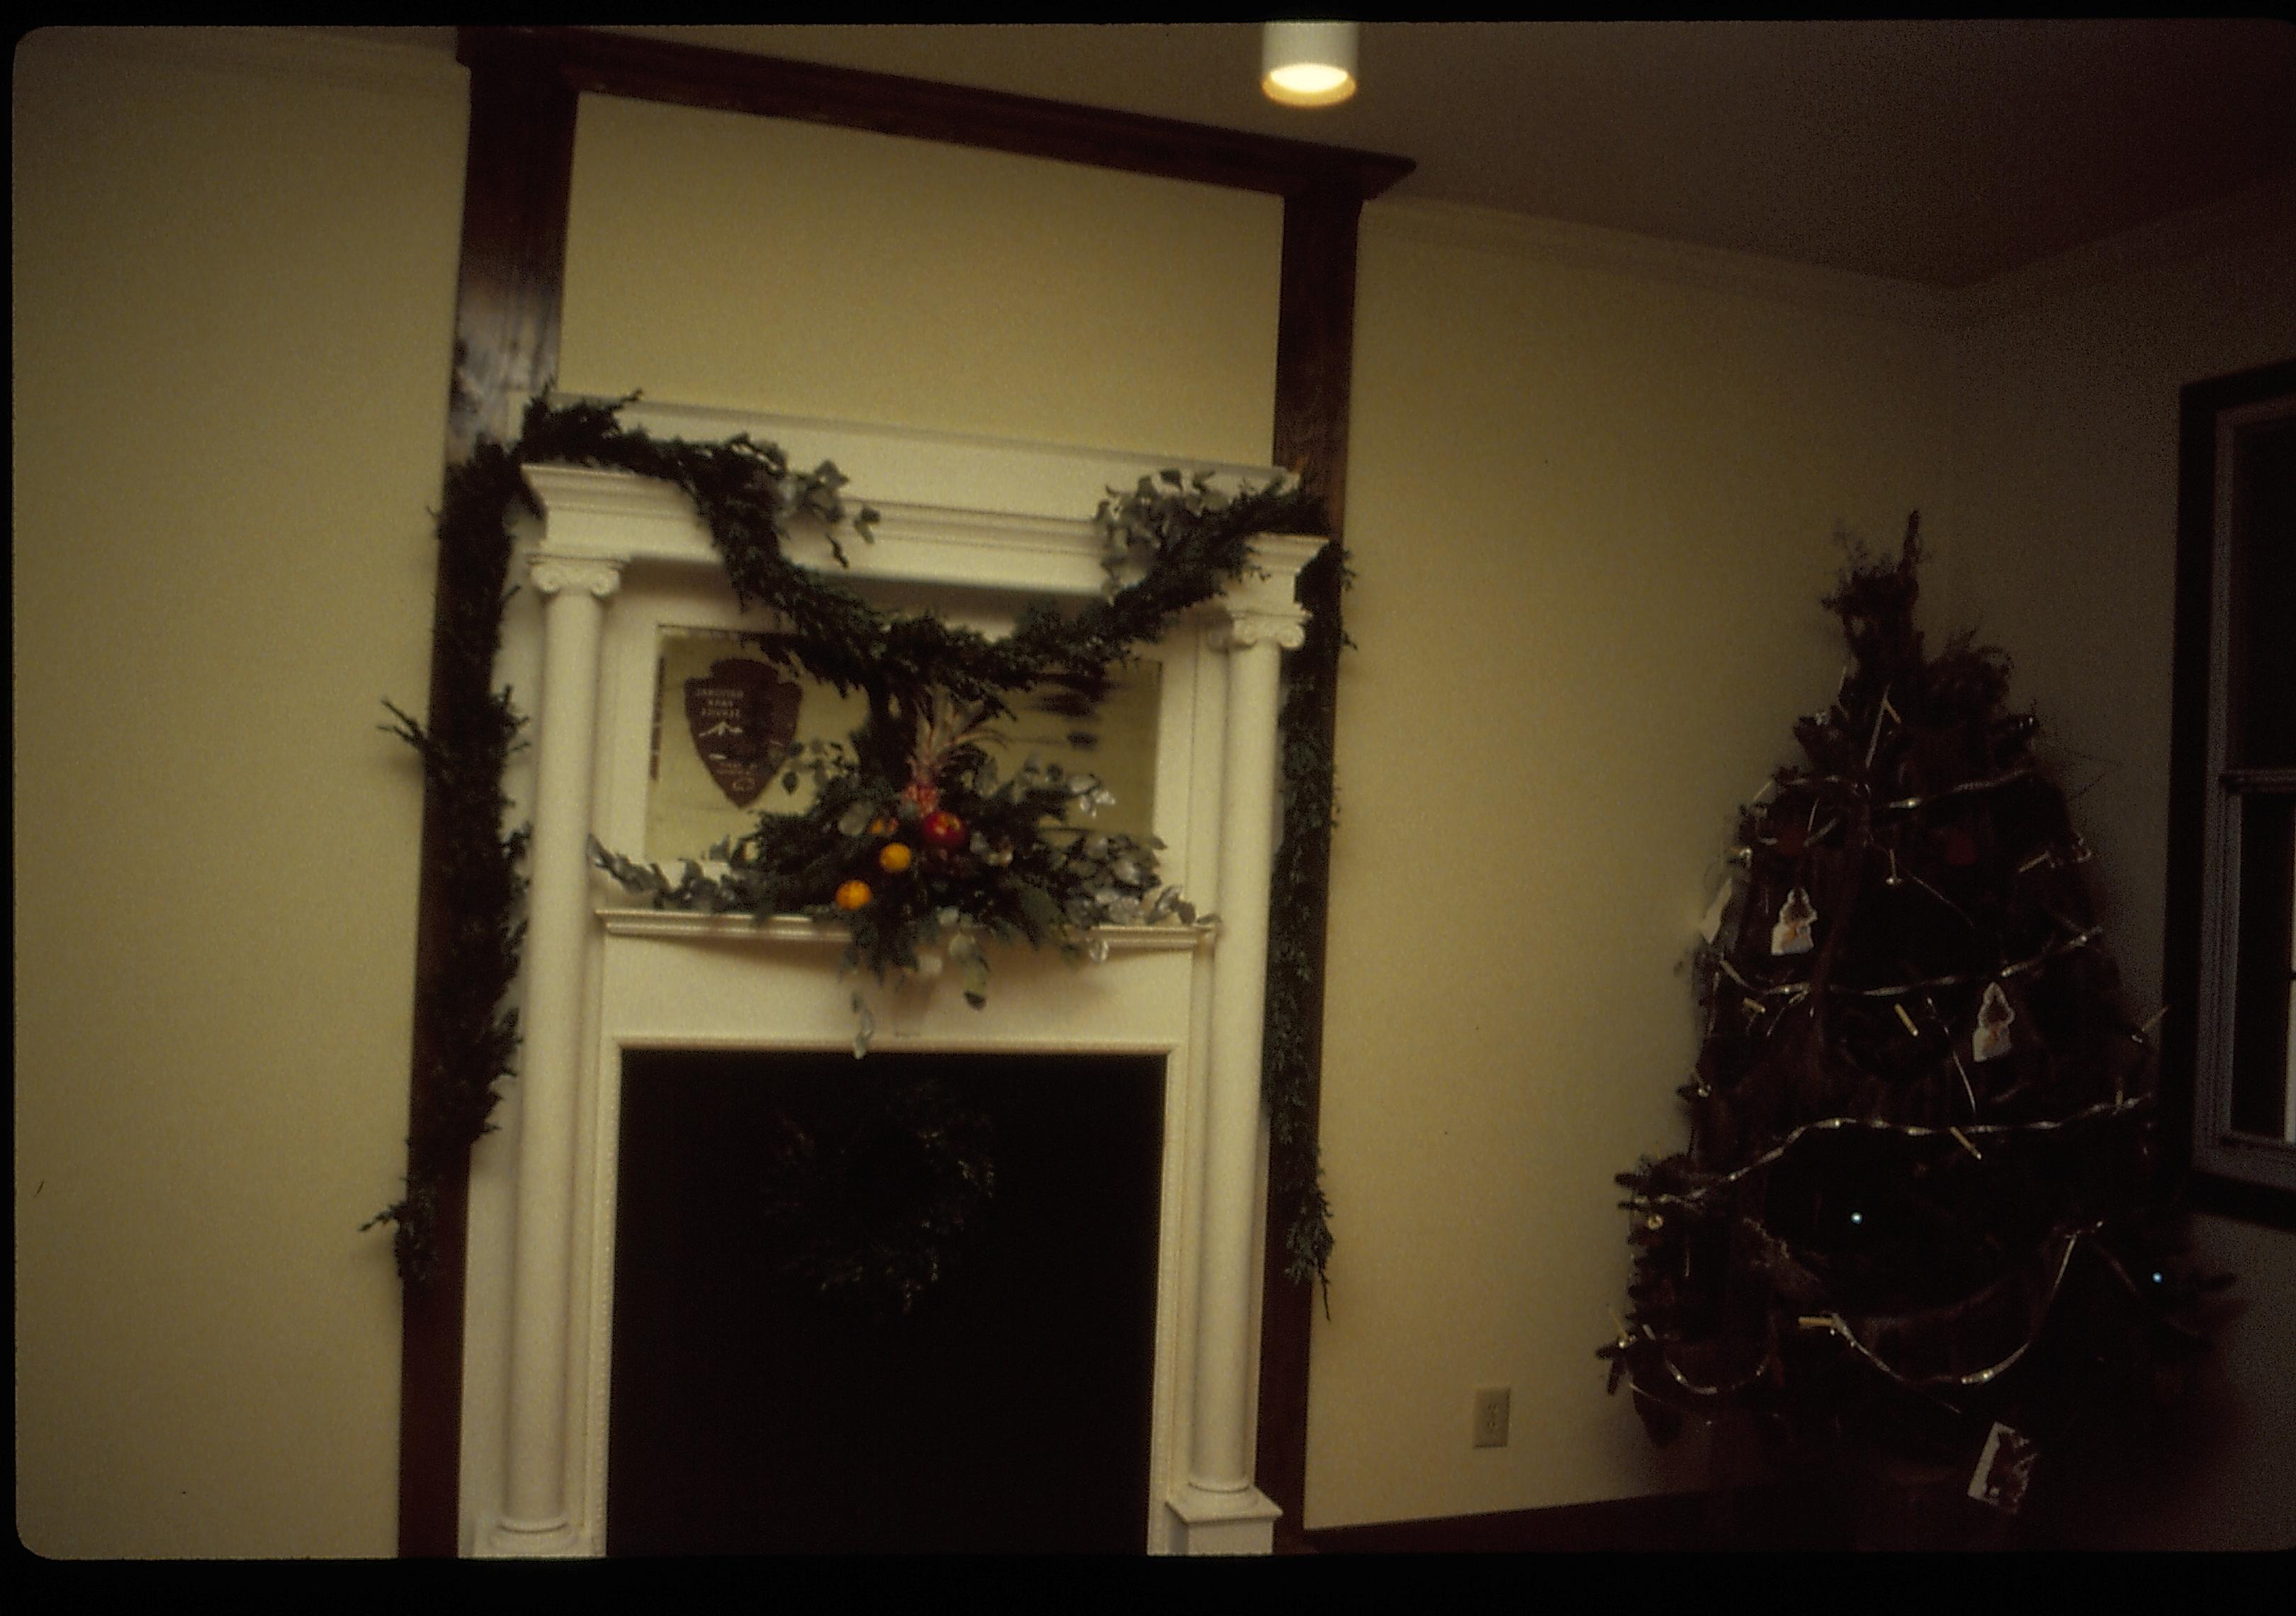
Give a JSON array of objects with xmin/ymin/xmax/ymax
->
[
  {"xmin": 456, "ymin": 400, "xmax": 1320, "ymax": 1554},
  {"xmin": 607, "ymin": 1049, "xmax": 1166, "ymax": 1555}
]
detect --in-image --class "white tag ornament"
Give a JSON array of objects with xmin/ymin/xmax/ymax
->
[
  {"xmin": 1972, "ymin": 982, "xmax": 2015, "ymax": 1062},
  {"xmin": 1770, "ymin": 887, "xmax": 1816, "ymax": 956},
  {"xmin": 1969, "ymin": 1421, "xmax": 2038, "ymax": 1515}
]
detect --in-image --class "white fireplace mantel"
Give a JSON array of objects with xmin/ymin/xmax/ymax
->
[{"xmin": 457, "ymin": 402, "xmax": 1322, "ymax": 1556}]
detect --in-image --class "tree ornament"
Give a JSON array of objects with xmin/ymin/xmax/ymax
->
[
  {"xmin": 877, "ymin": 842, "xmax": 913, "ymax": 875},
  {"xmin": 920, "ymin": 809, "xmax": 968, "ymax": 851},
  {"xmin": 1770, "ymin": 886, "xmax": 1816, "ymax": 955},
  {"xmin": 834, "ymin": 880, "xmax": 872, "ymax": 911},
  {"xmin": 1972, "ymin": 981, "xmax": 2015, "ymax": 1062}
]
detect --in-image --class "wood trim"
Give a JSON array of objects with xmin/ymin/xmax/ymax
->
[
  {"xmin": 2161, "ymin": 356, "xmax": 2296, "ymax": 1232},
  {"xmin": 1299, "ymin": 1486, "xmax": 1853, "ymax": 1553},
  {"xmin": 2187, "ymin": 1171, "xmax": 2296, "ymax": 1229},
  {"xmin": 396, "ymin": 30, "xmax": 580, "ymax": 1557},
  {"xmin": 405, "ymin": 23, "xmax": 1412, "ymax": 1554},
  {"xmin": 1254, "ymin": 177, "xmax": 1367, "ymax": 1551},
  {"xmin": 447, "ymin": 29, "xmax": 581, "ymax": 456},
  {"xmin": 534, "ymin": 26, "xmax": 1414, "ymax": 203},
  {"xmin": 1303, "ymin": 1498, "xmax": 1709, "ymax": 1554}
]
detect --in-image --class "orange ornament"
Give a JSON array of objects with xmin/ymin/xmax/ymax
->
[
  {"xmin": 867, "ymin": 815, "xmax": 899, "ymax": 838},
  {"xmin": 877, "ymin": 842, "xmax": 913, "ymax": 874},
  {"xmin": 833, "ymin": 880, "xmax": 872, "ymax": 911}
]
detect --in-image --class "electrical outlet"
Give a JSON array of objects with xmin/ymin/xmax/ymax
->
[{"xmin": 1472, "ymin": 1386, "xmax": 1511, "ymax": 1449}]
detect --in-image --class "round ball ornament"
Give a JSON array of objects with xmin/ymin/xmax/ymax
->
[
  {"xmin": 921, "ymin": 809, "xmax": 967, "ymax": 851},
  {"xmin": 877, "ymin": 842, "xmax": 914, "ymax": 875},
  {"xmin": 834, "ymin": 880, "xmax": 873, "ymax": 911}
]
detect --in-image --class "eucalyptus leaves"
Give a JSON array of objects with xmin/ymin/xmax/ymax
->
[{"xmin": 592, "ymin": 700, "xmax": 1205, "ymax": 1053}]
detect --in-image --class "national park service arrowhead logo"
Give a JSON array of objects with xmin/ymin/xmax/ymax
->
[{"xmin": 685, "ymin": 658, "xmax": 801, "ymax": 808}]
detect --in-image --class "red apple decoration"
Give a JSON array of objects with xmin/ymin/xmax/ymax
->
[{"xmin": 920, "ymin": 809, "xmax": 967, "ymax": 851}]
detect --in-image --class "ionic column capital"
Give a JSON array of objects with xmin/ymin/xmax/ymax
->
[
  {"xmin": 1207, "ymin": 533, "xmax": 1323, "ymax": 654},
  {"xmin": 1208, "ymin": 611, "xmax": 1308, "ymax": 653},
  {"xmin": 527, "ymin": 552, "xmax": 626, "ymax": 601}
]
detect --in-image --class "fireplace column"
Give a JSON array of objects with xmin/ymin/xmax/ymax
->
[
  {"xmin": 483, "ymin": 549, "xmax": 624, "ymax": 1556},
  {"xmin": 1169, "ymin": 534, "xmax": 1321, "ymax": 1554}
]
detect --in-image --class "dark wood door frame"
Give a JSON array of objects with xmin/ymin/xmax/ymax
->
[{"xmin": 403, "ymin": 25, "xmax": 1411, "ymax": 1555}]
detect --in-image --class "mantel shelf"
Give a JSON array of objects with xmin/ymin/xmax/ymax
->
[{"xmin": 596, "ymin": 906, "xmax": 1215, "ymax": 953}]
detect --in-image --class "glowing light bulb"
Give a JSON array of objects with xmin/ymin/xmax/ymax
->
[
  {"xmin": 1268, "ymin": 62, "xmax": 1351, "ymax": 99},
  {"xmin": 1262, "ymin": 22, "xmax": 1358, "ymax": 108}
]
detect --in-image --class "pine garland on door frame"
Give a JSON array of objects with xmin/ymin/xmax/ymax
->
[{"xmin": 369, "ymin": 395, "xmax": 1343, "ymax": 1308}]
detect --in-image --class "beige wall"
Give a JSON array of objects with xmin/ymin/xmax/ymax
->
[
  {"xmin": 15, "ymin": 26, "xmax": 2290, "ymax": 1557},
  {"xmin": 11, "ymin": 40, "xmax": 1287, "ymax": 1559},
  {"xmin": 558, "ymin": 93, "xmax": 1283, "ymax": 464},
  {"xmin": 1307, "ymin": 203, "xmax": 1956, "ymax": 1525},
  {"xmin": 13, "ymin": 29, "xmax": 466, "ymax": 1556},
  {"xmin": 1297, "ymin": 193, "xmax": 2296, "ymax": 1543}
]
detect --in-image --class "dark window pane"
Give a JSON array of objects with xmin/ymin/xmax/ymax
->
[
  {"xmin": 2227, "ymin": 413, "xmax": 2296, "ymax": 768},
  {"xmin": 2231, "ymin": 792, "xmax": 2296, "ymax": 1139}
]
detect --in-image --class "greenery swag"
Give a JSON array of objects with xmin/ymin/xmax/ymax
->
[{"xmin": 371, "ymin": 395, "xmax": 1341, "ymax": 1307}]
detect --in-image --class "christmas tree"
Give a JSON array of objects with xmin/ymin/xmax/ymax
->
[{"xmin": 1604, "ymin": 518, "xmax": 2216, "ymax": 1520}]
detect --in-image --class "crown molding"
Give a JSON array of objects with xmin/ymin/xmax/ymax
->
[
  {"xmin": 1368, "ymin": 175, "xmax": 2296, "ymax": 335},
  {"xmin": 38, "ymin": 24, "xmax": 463, "ymax": 100},
  {"xmin": 1955, "ymin": 170, "xmax": 2296, "ymax": 323},
  {"xmin": 1363, "ymin": 196, "xmax": 1963, "ymax": 330}
]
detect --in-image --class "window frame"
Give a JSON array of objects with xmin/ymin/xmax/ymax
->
[{"xmin": 2164, "ymin": 355, "xmax": 2296, "ymax": 1229}]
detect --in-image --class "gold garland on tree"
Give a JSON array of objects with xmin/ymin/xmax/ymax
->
[{"xmin": 1602, "ymin": 519, "xmax": 2226, "ymax": 1504}]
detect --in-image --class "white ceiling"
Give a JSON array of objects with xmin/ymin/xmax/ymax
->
[{"xmin": 384, "ymin": 22, "xmax": 2296, "ymax": 289}]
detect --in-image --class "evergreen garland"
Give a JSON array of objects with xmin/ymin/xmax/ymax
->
[
  {"xmin": 364, "ymin": 431, "xmax": 536, "ymax": 1286},
  {"xmin": 1262, "ymin": 544, "xmax": 1350, "ymax": 1301},
  {"xmin": 755, "ymin": 1069, "xmax": 1001, "ymax": 1320},
  {"xmin": 372, "ymin": 396, "xmax": 1342, "ymax": 1302}
]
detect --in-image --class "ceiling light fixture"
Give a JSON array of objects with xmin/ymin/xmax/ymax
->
[{"xmin": 1261, "ymin": 21, "xmax": 1358, "ymax": 108}]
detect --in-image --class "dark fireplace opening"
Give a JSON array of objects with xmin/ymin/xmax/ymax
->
[{"xmin": 607, "ymin": 1048, "xmax": 1167, "ymax": 1555}]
